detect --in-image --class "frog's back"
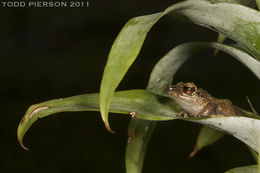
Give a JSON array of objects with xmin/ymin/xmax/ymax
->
[{"xmin": 216, "ymin": 101, "xmax": 247, "ymax": 117}]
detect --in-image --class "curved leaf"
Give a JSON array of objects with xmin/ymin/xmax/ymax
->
[
  {"xmin": 189, "ymin": 126, "xmax": 225, "ymax": 158},
  {"xmin": 224, "ymin": 165, "xmax": 258, "ymax": 173},
  {"xmin": 124, "ymin": 40, "xmax": 259, "ymax": 169},
  {"xmin": 147, "ymin": 41, "xmax": 260, "ymax": 89},
  {"xmin": 100, "ymin": 13, "xmax": 163, "ymax": 131},
  {"xmin": 146, "ymin": 44, "xmax": 206, "ymax": 94},
  {"xmin": 257, "ymin": 0, "xmax": 260, "ymax": 9},
  {"xmin": 208, "ymin": 42, "xmax": 260, "ymax": 79},
  {"xmin": 17, "ymin": 89, "xmax": 260, "ymax": 152},
  {"xmin": 100, "ymin": 0, "xmax": 260, "ymax": 133},
  {"xmin": 17, "ymin": 90, "xmax": 180, "ymax": 150},
  {"xmin": 192, "ymin": 115, "xmax": 260, "ymax": 152},
  {"xmin": 151, "ymin": 42, "xmax": 260, "ymax": 79},
  {"xmin": 125, "ymin": 36, "xmax": 195, "ymax": 173},
  {"xmin": 125, "ymin": 119, "xmax": 156, "ymax": 173},
  {"xmin": 214, "ymin": 33, "xmax": 227, "ymax": 56},
  {"xmin": 207, "ymin": 0, "xmax": 256, "ymax": 6},
  {"xmin": 146, "ymin": 41, "xmax": 260, "ymax": 161},
  {"xmin": 165, "ymin": 0, "xmax": 260, "ymax": 60},
  {"xmin": 248, "ymin": 147, "xmax": 258, "ymax": 162},
  {"xmin": 259, "ymin": 139, "xmax": 260, "ymax": 173},
  {"xmin": 213, "ymin": 0, "xmax": 256, "ymax": 55},
  {"xmin": 150, "ymin": 41, "xmax": 260, "ymax": 159}
]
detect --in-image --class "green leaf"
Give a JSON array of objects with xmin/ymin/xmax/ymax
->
[
  {"xmin": 100, "ymin": 0, "xmax": 260, "ymax": 133},
  {"xmin": 207, "ymin": 0, "xmax": 256, "ymax": 6},
  {"xmin": 146, "ymin": 44, "xmax": 205, "ymax": 94},
  {"xmin": 17, "ymin": 89, "xmax": 260, "ymax": 152},
  {"xmin": 99, "ymin": 13, "xmax": 163, "ymax": 132},
  {"xmin": 125, "ymin": 119, "xmax": 156, "ymax": 173},
  {"xmin": 224, "ymin": 165, "xmax": 258, "ymax": 173},
  {"xmin": 145, "ymin": 41, "xmax": 260, "ymax": 153},
  {"xmin": 208, "ymin": 42, "xmax": 260, "ymax": 79},
  {"xmin": 146, "ymin": 41, "xmax": 260, "ymax": 160},
  {"xmin": 214, "ymin": 33, "xmax": 227, "ymax": 56},
  {"xmin": 192, "ymin": 114, "xmax": 260, "ymax": 152},
  {"xmin": 148, "ymin": 42, "xmax": 260, "ymax": 80},
  {"xmin": 189, "ymin": 126, "xmax": 225, "ymax": 158},
  {"xmin": 212, "ymin": 0, "xmax": 256, "ymax": 55},
  {"xmin": 248, "ymin": 146, "xmax": 258, "ymax": 162},
  {"xmin": 246, "ymin": 96, "xmax": 259, "ymax": 115},
  {"xmin": 147, "ymin": 41, "xmax": 260, "ymax": 88},
  {"xmin": 165, "ymin": 1, "xmax": 260, "ymax": 60},
  {"xmin": 113, "ymin": 42, "xmax": 259, "ymax": 166},
  {"xmin": 212, "ymin": 0, "xmax": 257, "ymax": 55},
  {"xmin": 259, "ymin": 139, "xmax": 260, "ymax": 173},
  {"xmin": 17, "ymin": 90, "xmax": 181, "ymax": 150},
  {"xmin": 257, "ymin": 0, "xmax": 260, "ymax": 9},
  {"xmin": 125, "ymin": 36, "xmax": 194, "ymax": 173}
]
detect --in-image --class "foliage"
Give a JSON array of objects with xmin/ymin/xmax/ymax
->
[{"xmin": 17, "ymin": 0, "xmax": 260, "ymax": 172}]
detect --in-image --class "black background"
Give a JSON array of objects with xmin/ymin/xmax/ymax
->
[{"xmin": 0, "ymin": 0, "xmax": 259, "ymax": 172}]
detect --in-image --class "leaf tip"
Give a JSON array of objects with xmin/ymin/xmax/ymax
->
[
  {"xmin": 100, "ymin": 101, "xmax": 115, "ymax": 133},
  {"xmin": 189, "ymin": 144, "xmax": 200, "ymax": 158},
  {"xmin": 17, "ymin": 116, "xmax": 30, "ymax": 151},
  {"xmin": 100, "ymin": 109, "xmax": 114, "ymax": 133},
  {"xmin": 104, "ymin": 122, "xmax": 115, "ymax": 134},
  {"xmin": 246, "ymin": 96, "xmax": 258, "ymax": 115},
  {"xmin": 213, "ymin": 49, "xmax": 219, "ymax": 56},
  {"xmin": 18, "ymin": 139, "xmax": 29, "ymax": 151}
]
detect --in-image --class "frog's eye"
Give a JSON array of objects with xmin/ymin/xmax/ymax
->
[{"xmin": 183, "ymin": 86, "xmax": 195, "ymax": 95}]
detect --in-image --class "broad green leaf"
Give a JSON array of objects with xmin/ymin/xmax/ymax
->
[
  {"xmin": 146, "ymin": 44, "xmax": 206, "ymax": 94},
  {"xmin": 17, "ymin": 90, "xmax": 181, "ymax": 150},
  {"xmin": 213, "ymin": 0, "xmax": 256, "ymax": 55},
  {"xmin": 257, "ymin": 0, "xmax": 260, "ymax": 9},
  {"xmin": 165, "ymin": 1, "xmax": 260, "ymax": 60},
  {"xmin": 164, "ymin": 42, "xmax": 260, "ymax": 79},
  {"xmin": 259, "ymin": 138, "xmax": 260, "ymax": 173},
  {"xmin": 248, "ymin": 146, "xmax": 258, "ymax": 162},
  {"xmin": 146, "ymin": 41, "xmax": 260, "ymax": 153},
  {"xmin": 17, "ymin": 89, "xmax": 260, "ymax": 152},
  {"xmin": 125, "ymin": 119, "xmax": 156, "ymax": 173},
  {"xmin": 207, "ymin": 0, "xmax": 256, "ymax": 6},
  {"xmin": 125, "ymin": 41, "xmax": 259, "ymax": 171},
  {"xmin": 225, "ymin": 165, "xmax": 258, "ymax": 173},
  {"xmin": 208, "ymin": 42, "xmax": 260, "ymax": 79},
  {"xmin": 99, "ymin": 13, "xmax": 162, "ymax": 132},
  {"xmin": 100, "ymin": 0, "xmax": 260, "ymax": 133},
  {"xmin": 125, "ymin": 37, "xmax": 195, "ymax": 173},
  {"xmin": 214, "ymin": 0, "xmax": 256, "ymax": 55},
  {"xmin": 147, "ymin": 41, "xmax": 260, "ymax": 88},
  {"xmin": 215, "ymin": 0, "xmax": 257, "ymax": 54},
  {"xmin": 147, "ymin": 41, "xmax": 260, "ymax": 160},
  {"xmin": 189, "ymin": 126, "xmax": 225, "ymax": 158},
  {"xmin": 147, "ymin": 41, "xmax": 260, "ymax": 80},
  {"xmin": 192, "ymin": 115, "xmax": 260, "ymax": 152},
  {"xmin": 124, "ymin": 37, "xmax": 260, "ymax": 173}
]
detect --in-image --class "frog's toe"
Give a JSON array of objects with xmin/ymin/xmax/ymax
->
[{"xmin": 177, "ymin": 111, "xmax": 189, "ymax": 118}]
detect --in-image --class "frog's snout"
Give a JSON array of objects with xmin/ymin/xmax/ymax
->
[{"xmin": 165, "ymin": 85, "xmax": 174, "ymax": 94}]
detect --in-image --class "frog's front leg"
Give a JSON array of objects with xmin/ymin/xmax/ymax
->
[
  {"xmin": 177, "ymin": 110, "xmax": 191, "ymax": 118},
  {"xmin": 195, "ymin": 102, "xmax": 218, "ymax": 117}
]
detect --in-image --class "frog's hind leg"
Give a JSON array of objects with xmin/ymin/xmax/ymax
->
[{"xmin": 196, "ymin": 102, "xmax": 219, "ymax": 117}]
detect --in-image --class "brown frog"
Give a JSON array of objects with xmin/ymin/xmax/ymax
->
[{"xmin": 165, "ymin": 82, "xmax": 246, "ymax": 118}]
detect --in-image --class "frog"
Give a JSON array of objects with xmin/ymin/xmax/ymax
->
[{"xmin": 165, "ymin": 82, "xmax": 247, "ymax": 118}]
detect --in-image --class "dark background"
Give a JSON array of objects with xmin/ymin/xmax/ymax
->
[{"xmin": 1, "ymin": 0, "xmax": 259, "ymax": 172}]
